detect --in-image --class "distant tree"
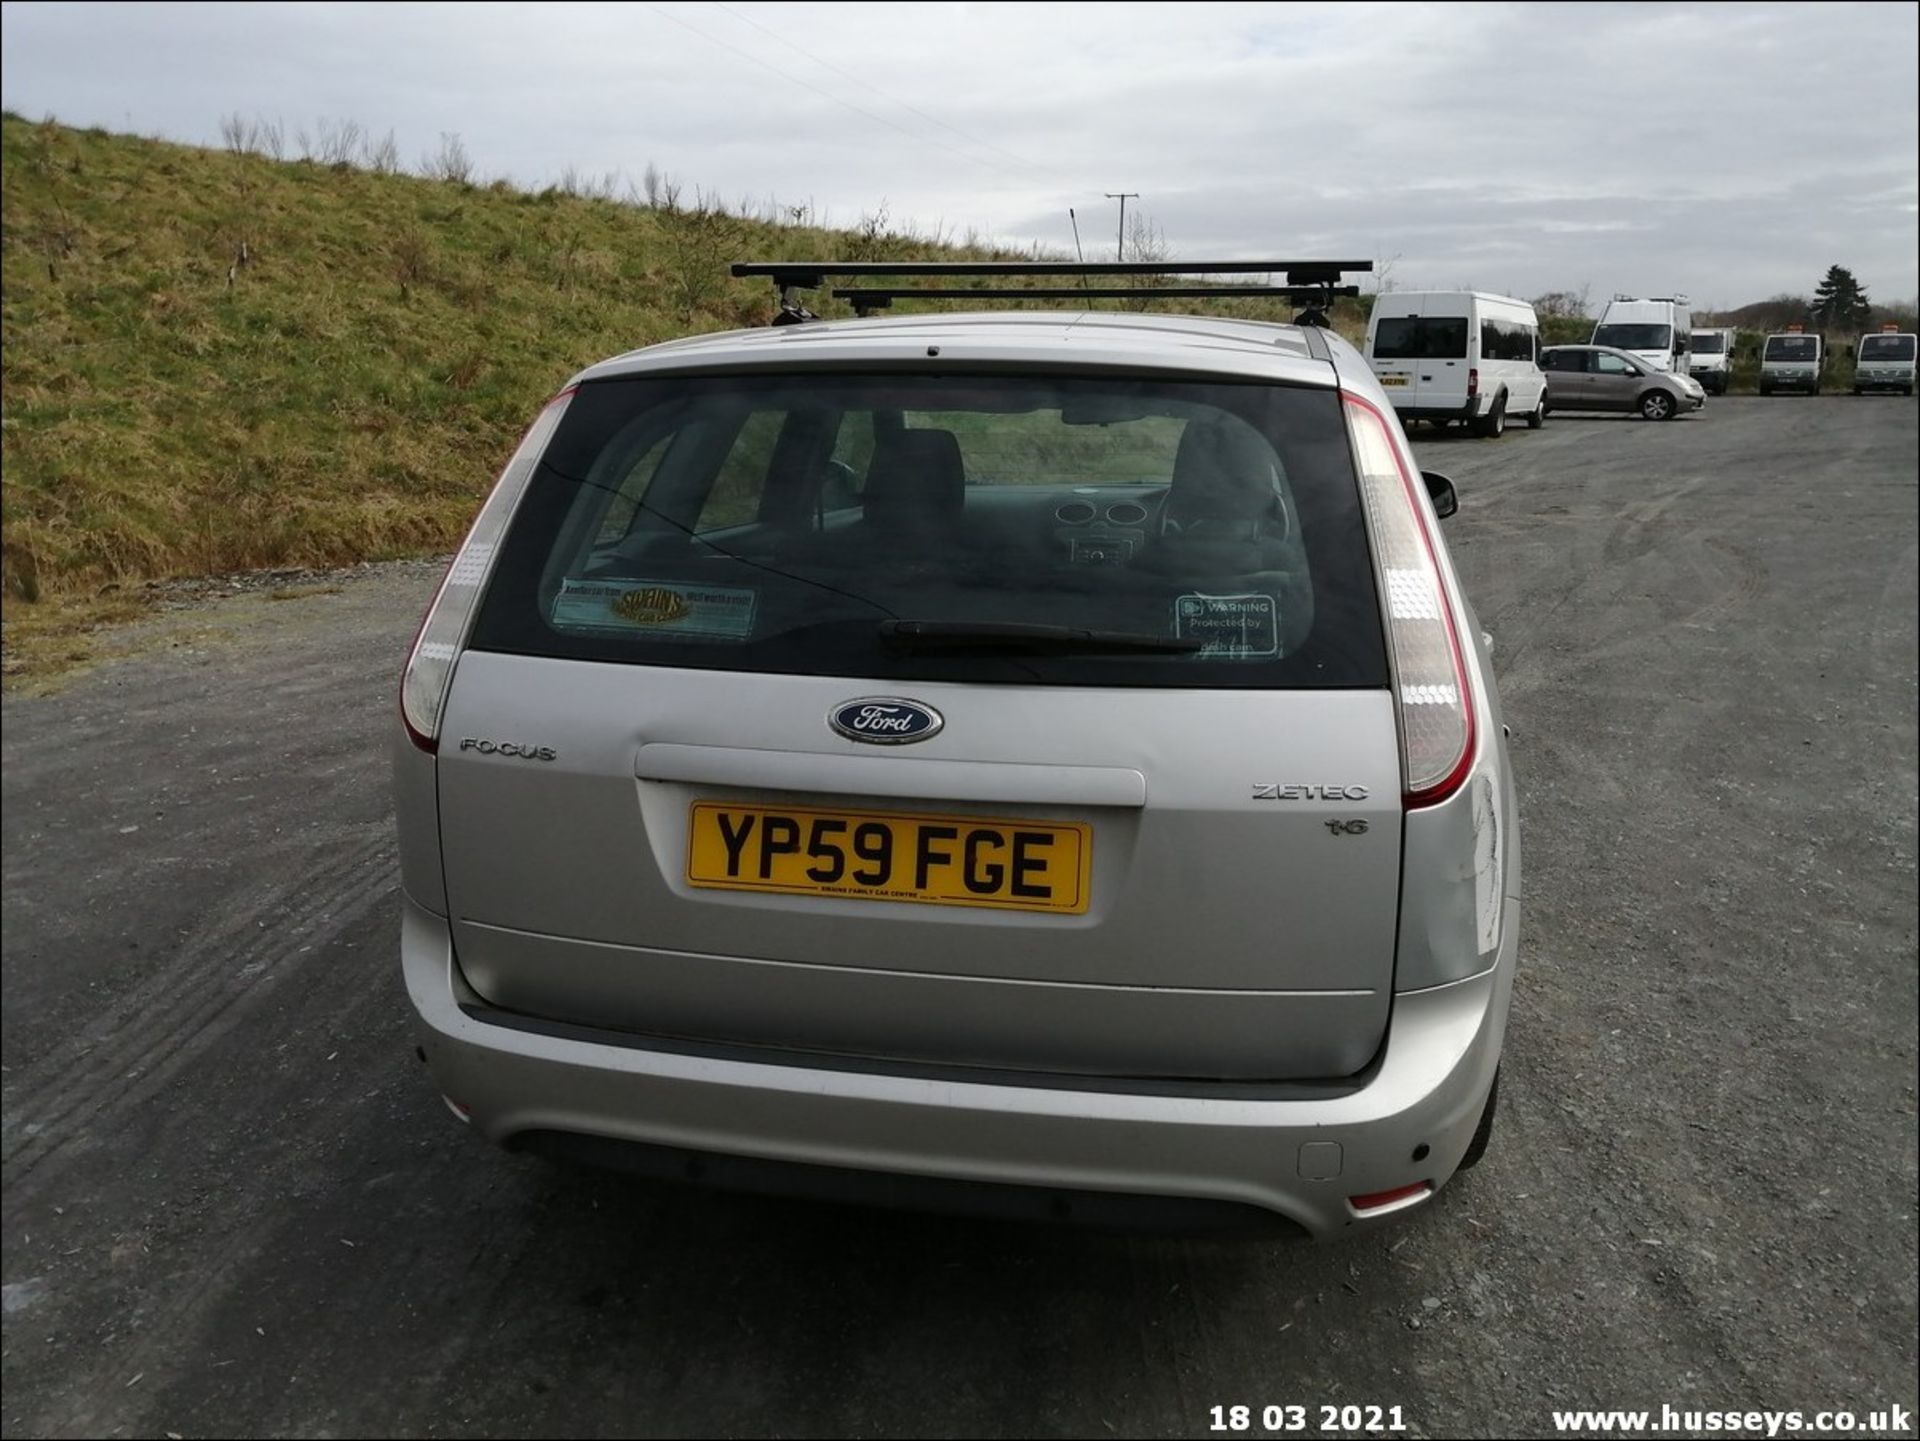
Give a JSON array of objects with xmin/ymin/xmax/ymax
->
[
  {"xmin": 1531, "ymin": 288, "xmax": 1596, "ymax": 344},
  {"xmin": 1531, "ymin": 289, "xmax": 1591, "ymax": 320},
  {"xmin": 1812, "ymin": 265, "xmax": 1872, "ymax": 332}
]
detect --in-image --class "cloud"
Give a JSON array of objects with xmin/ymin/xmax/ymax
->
[{"xmin": 2, "ymin": 0, "xmax": 1915, "ymax": 302}]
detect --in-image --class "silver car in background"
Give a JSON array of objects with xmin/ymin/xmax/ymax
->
[
  {"xmin": 1540, "ymin": 343, "xmax": 1707, "ymax": 420},
  {"xmin": 393, "ymin": 278, "xmax": 1520, "ymax": 1239}
]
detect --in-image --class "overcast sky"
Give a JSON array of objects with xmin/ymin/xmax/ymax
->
[{"xmin": 3, "ymin": 1, "xmax": 1916, "ymax": 307}]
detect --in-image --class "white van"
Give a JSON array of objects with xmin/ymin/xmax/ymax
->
[
  {"xmin": 1365, "ymin": 291, "xmax": 1546, "ymax": 437},
  {"xmin": 1592, "ymin": 296, "xmax": 1692, "ymax": 373},
  {"xmin": 1687, "ymin": 327, "xmax": 1737, "ymax": 395},
  {"xmin": 1853, "ymin": 329, "xmax": 1917, "ymax": 396},
  {"xmin": 1759, "ymin": 329, "xmax": 1822, "ymax": 394}
]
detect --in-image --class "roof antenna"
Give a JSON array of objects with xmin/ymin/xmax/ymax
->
[{"xmin": 1067, "ymin": 208, "xmax": 1093, "ymax": 310}]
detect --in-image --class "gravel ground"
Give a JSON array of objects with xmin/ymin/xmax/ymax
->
[{"xmin": 2, "ymin": 397, "xmax": 1915, "ymax": 1439}]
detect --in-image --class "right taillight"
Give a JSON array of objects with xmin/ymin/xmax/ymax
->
[
  {"xmin": 399, "ymin": 387, "xmax": 576, "ymax": 752},
  {"xmin": 1345, "ymin": 393, "xmax": 1476, "ymax": 807}
]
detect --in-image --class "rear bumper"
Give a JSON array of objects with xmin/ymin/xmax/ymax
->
[{"xmin": 402, "ymin": 895, "xmax": 1516, "ymax": 1240}]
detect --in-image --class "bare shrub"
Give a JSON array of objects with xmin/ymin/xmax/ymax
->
[
  {"xmin": 1118, "ymin": 212, "xmax": 1172, "ymax": 309},
  {"xmin": 642, "ymin": 161, "xmax": 681, "ymax": 212},
  {"xmin": 660, "ymin": 194, "xmax": 744, "ymax": 319},
  {"xmin": 1123, "ymin": 210, "xmax": 1170, "ymax": 264},
  {"xmin": 364, "ymin": 129, "xmax": 401, "ymax": 175},
  {"xmin": 311, "ymin": 117, "xmax": 362, "ymax": 166},
  {"xmin": 422, "ymin": 132, "xmax": 473, "ymax": 185},
  {"xmin": 847, "ymin": 201, "xmax": 894, "ymax": 262},
  {"xmin": 556, "ymin": 166, "xmax": 620, "ymax": 201},
  {"xmin": 219, "ymin": 112, "xmax": 249, "ymax": 154},
  {"xmin": 257, "ymin": 116, "xmax": 285, "ymax": 160}
]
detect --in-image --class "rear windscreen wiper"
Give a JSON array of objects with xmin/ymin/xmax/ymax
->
[{"xmin": 878, "ymin": 620, "xmax": 1203, "ymax": 654}]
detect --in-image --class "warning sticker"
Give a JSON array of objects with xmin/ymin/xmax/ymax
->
[
  {"xmin": 551, "ymin": 578, "xmax": 758, "ymax": 641},
  {"xmin": 1173, "ymin": 593, "xmax": 1279, "ymax": 658}
]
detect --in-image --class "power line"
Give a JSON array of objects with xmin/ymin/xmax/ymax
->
[
  {"xmin": 709, "ymin": 1, "xmax": 1067, "ymax": 186},
  {"xmin": 644, "ymin": 3, "xmax": 1042, "ymax": 184}
]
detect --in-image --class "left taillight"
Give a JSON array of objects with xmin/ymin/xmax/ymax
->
[{"xmin": 400, "ymin": 387, "xmax": 576, "ymax": 753}]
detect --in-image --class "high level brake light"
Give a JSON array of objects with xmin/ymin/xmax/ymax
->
[
  {"xmin": 400, "ymin": 388, "xmax": 576, "ymax": 753},
  {"xmin": 1344, "ymin": 394, "xmax": 1476, "ymax": 807}
]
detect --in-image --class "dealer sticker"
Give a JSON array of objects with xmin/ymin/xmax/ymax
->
[
  {"xmin": 1174, "ymin": 593, "xmax": 1280, "ymax": 658},
  {"xmin": 551, "ymin": 578, "xmax": 758, "ymax": 640}
]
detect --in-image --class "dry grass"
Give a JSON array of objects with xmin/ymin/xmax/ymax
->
[{"xmin": 1, "ymin": 591, "xmax": 154, "ymax": 690}]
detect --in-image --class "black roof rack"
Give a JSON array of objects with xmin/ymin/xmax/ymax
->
[
  {"xmin": 833, "ymin": 285, "xmax": 1360, "ymax": 318},
  {"xmin": 735, "ymin": 258, "xmax": 1369, "ymax": 289},
  {"xmin": 733, "ymin": 258, "xmax": 1371, "ymax": 325}
]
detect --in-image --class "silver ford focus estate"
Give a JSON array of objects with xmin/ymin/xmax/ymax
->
[{"xmin": 394, "ymin": 263, "xmax": 1520, "ymax": 1238}]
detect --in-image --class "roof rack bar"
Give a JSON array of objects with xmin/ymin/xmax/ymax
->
[
  {"xmin": 835, "ymin": 284, "xmax": 1360, "ymax": 316},
  {"xmin": 735, "ymin": 259, "xmax": 1372, "ymax": 290}
]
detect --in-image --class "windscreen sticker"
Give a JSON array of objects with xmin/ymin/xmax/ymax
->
[
  {"xmin": 551, "ymin": 578, "xmax": 757, "ymax": 641},
  {"xmin": 1174, "ymin": 593, "xmax": 1279, "ymax": 658}
]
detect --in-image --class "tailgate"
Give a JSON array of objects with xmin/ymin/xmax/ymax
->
[{"xmin": 438, "ymin": 654, "xmax": 1402, "ymax": 1080}]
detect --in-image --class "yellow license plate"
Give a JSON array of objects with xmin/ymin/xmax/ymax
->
[
  {"xmin": 687, "ymin": 802, "xmax": 1091, "ymax": 914},
  {"xmin": 1380, "ymin": 375, "xmax": 1410, "ymax": 387}
]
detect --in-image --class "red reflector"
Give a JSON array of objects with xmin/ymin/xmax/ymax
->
[{"xmin": 1348, "ymin": 1182, "xmax": 1432, "ymax": 1214}]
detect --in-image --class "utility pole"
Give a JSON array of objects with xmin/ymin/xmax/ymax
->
[{"xmin": 1104, "ymin": 192, "xmax": 1139, "ymax": 261}]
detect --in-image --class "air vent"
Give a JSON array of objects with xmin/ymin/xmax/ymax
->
[
  {"xmin": 1106, "ymin": 501, "xmax": 1149, "ymax": 526},
  {"xmin": 1054, "ymin": 501, "xmax": 1097, "ymax": 525}
]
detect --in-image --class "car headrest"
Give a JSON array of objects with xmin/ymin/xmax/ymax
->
[
  {"xmin": 1164, "ymin": 418, "xmax": 1284, "ymax": 535},
  {"xmin": 863, "ymin": 428, "xmax": 965, "ymax": 530}
]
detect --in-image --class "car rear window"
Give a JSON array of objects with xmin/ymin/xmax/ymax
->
[
  {"xmin": 1765, "ymin": 335, "xmax": 1819, "ymax": 361},
  {"xmin": 1859, "ymin": 334, "xmax": 1916, "ymax": 362},
  {"xmin": 1371, "ymin": 317, "xmax": 1468, "ymax": 360},
  {"xmin": 469, "ymin": 372, "xmax": 1388, "ymax": 689}
]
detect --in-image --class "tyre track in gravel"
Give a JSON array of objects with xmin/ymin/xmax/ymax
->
[{"xmin": 2, "ymin": 830, "xmax": 396, "ymax": 1180}]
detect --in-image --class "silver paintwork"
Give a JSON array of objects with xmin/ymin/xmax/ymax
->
[{"xmin": 395, "ymin": 308, "xmax": 1521, "ymax": 1238}]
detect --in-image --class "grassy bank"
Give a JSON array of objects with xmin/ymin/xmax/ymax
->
[
  {"xmin": 1, "ymin": 114, "xmax": 977, "ymax": 609},
  {"xmin": 2, "ymin": 115, "xmax": 1375, "ymax": 674}
]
